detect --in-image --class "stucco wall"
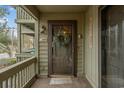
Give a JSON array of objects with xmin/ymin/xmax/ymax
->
[
  {"xmin": 39, "ymin": 13, "xmax": 84, "ymax": 76},
  {"xmin": 84, "ymin": 6, "xmax": 99, "ymax": 87}
]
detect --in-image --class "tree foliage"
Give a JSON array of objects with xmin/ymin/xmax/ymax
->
[
  {"xmin": 0, "ymin": 7, "xmax": 11, "ymax": 55},
  {"xmin": 0, "ymin": 7, "xmax": 9, "ymax": 32},
  {"xmin": 0, "ymin": 7, "xmax": 10, "ymax": 45},
  {"xmin": 0, "ymin": 32, "xmax": 11, "ymax": 46},
  {"xmin": 0, "ymin": 7, "xmax": 9, "ymax": 18},
  {"xmin": 0, "ymin": 6, "xmax": 17, "ymax": 57}
]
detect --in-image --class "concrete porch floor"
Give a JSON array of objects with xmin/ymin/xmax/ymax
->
[{"xmin": 31, "ymin": 77, "xmax": 92, "ymax": 88}]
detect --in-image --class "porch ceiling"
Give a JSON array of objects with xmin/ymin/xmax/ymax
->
[{"xmin": 36, "ymin": 5, "xmax": 89, "ymax": 13}]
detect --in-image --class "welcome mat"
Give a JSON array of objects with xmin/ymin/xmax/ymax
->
[{"xmin": 49, "ymin": 78, "xmax": 72, "ymax": 85}]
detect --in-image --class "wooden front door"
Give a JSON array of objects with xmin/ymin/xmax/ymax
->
[{"xmin": 48, "ymin": 20, "xmax": 77, "ymax": 76}]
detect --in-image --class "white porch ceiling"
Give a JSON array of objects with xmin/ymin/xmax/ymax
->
[{"xmin": 36, "ymin": 5, "xmax": 89, "ymax": 13}]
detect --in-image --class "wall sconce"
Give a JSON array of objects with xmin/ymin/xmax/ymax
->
[
  {"xmin": 78, "ymin": 34, "xmax": 83, "ymax": 39},
  {"xmin": 40, "ymin": 25, "xmax": 47, "ymax": 42},
  {"xmin": 40, "ymin": 25, "xmax": 46, "ymax": 34}
]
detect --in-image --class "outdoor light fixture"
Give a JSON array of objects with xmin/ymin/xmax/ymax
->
[
  {"xmin": 78, "ymin": 34, "xmax": 83, "ymax": 39},
  {"xmin": 40, "ymin": 25, "xmax": 47, "ymax": 42},
  {"xmin": 40, "ymin": 25, "xmax": 46, "ymax": 34}
]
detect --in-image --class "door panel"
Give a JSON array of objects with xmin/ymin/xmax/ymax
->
[
  {"xmin": 48, "ymin": 21, "xmax": 76, "ymax": 76},
  {"xmin": 52, "ymin": 25, "xmax": 72, "ymax": 74}
]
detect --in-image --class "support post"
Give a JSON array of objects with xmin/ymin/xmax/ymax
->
[
  {"xmin": 34, "ymin": 20, "xmax": 39, "ymax": 75},
  {"xmin": 17, "ymin": 24, "xmax": 21, "ymax": 53}
]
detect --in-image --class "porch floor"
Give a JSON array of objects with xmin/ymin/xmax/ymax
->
[{"xmin": 31, "ymin": 77, "xmax": 92, "ymax": 88}]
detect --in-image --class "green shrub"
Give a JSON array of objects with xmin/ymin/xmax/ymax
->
[
  {"xmin": 8, "ymin": 58, "xmax": 16, "ymax": 64},
  {"xmin": 0, "ymin": 58, "xmax": 16, "ymax": 65}
]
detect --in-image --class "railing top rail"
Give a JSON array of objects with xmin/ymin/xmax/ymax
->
[
  {"xmin": 0, "ymin": 56, "xmax": 36, "ymax": 81},
  {"xmin": 15, "ymin": 53, "xmax": 34, "ymax": 57}
]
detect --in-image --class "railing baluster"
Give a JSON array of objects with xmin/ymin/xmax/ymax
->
[
  {"xmin": 20, "ymin": 9, "xmax": 23, "ymax": 19},
  {"xmin": 22, "ymin": 9, "xmax": 24, "ymax": 19},
  {"xmin": 22, "ymin": 69, "xmax": 24, "ymax": 87},
  {"xmin": 28, "ymin": 14, "xmax": 30, "ymax": 20},
  {"xmin": 2, "ymin": 81, "xmax": 5, "ymax": 88},
  {"xmin": 0, "ymin": 56, "xmax": 36, "ymax": 88},
  {"xmin": 11, "ymin": 76, "xmax": 14, "ymax": 88},
  {"xmin": 32, "ymin": 64, "xmax": 34, "ymax": 77},
  {"xmin": 21, "ymin": 70, "xmax": 23, "ymax": 87},
  {"xmin": 29, "ymin": 65, "xmax": 31, "ymax": 78},
  {"xmin": 23, "ymin": 69, "xmax": 25, "ymax": 85},
  {"xmin": 0, "ymin": 82, "xmax": 2, "ymax": 88},
  {"xmin": 23, "ymin": 10, "xmax": 25, "ymax": 19},
  {"xmin": 16, "ymin": 74, "xmax": 18, "ymax": 88},
  {"xmin": 30, "ymin": 65, "xmax": 32, "ymax": 77},
  {"xmin": 6, "ymin": 80, "xmax": 8, "ymax": 88},
  {"xmin": 16, "ymin": 7, "xmax": 18, "ymax": 19},
  {"xmin": 19, "ymin": 7, "xmax": 21, "ymax": 19},
  {"xmin": 33, "ymin": 63, "xmax": 35, "ymax": 76},
  {"xmin": 11, "ymin": 77, "xmax": 13, "ymax": 88},
  {"xmin": 8, "ymin": 77, "xmax": 12, "ymax": 88},
  {"xmin": 27, "ymin": 66, "xmax": 29, "ymax": 81},
  {"xmin": 17, "ymin": 7, "xmax": 19, "ymax": 19},
  {"xmin": 20, "ymin": 70, "xmax": 23, "ymax": 87},
  {"xmin": 29, "ymin": 66, "xmax": 30, "ymax": 80},
  {"xmin": 14, "ymin": 75, "xmax": 16, "ymax": 88},
  {"xmin": 25, "ymin": 68, "xmax": 27, "ymax": 83},
  {"xmin": 26, "ymin": 67, "xmax": 27, "ymax": 82},
  {"xmin": 27, "ymin": 67, "xmax": 28, "ymax": 82},
  {"xmin": 12, "ymin": 75, "xmax": 15, "ymax": 88},
  {"xmin": 24, "ymin": 68, "xmax": 26, "ymax": 84},
  {"xmin": 32, "ymin": 64, "xmax": 33, "ymax": 76},
  {"xmin": 25, "ymin": 11, "xmax": 27, "ymax": 20},
  {"xmin": 33, "ymin": 64, "xmax": 34, "ymax": 76},
  {"xmin": 32, "ymin": 64, "xmax": 33, "ymax": 77},
  {"xmin": 18, "ymin": 72, "xmax": 20, "ymax": 88}
]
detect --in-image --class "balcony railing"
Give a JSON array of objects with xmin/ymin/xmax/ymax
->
[
  {"xmin": 0, "ymin": 56, "xmax": 37, "ymax": 88},
  {"xmin": 16, "ymin": 6, "xmax": 33, "ymax": 20},
  {"xmin": 16, "ymin": 6, "xmax": 35, "ymax": 23}
]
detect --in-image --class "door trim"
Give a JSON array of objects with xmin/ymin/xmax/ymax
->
[
  {"xmin": 48, "ymin": 20, "xmax": 77, "ymax": 77},
  {"xmin": 98, "ymin": 5, "xmax": 109, "ymax": 88}
]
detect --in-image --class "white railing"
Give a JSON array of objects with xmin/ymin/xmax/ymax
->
[
  {"xmin": 0, "ymin": 56, "xmax": 36, "ymax": 88},
  {"xmin": 16, "ymin": 6, "xmax": 34, "ymax": 21}
]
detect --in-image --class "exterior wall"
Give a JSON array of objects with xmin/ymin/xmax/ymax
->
[
  {"xmin": 84, "ymin": 6, "xmax": 99, "ymax": 87},
  {"xmin": 39, "ymin": 13, "xmax": 84, "ymax": 76}
]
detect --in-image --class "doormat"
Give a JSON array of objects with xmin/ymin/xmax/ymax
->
[{"xmin": 49, "ymin": 78, "xmax": 72, "ymax": 85}]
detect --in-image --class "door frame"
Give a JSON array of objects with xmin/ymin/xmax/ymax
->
[
  {"xmin": 48, "ymin": 20, "xmax": 77, "ymax": 77},
  {"xmin": 98, "ymin": 5, "xmax": 109, "ymax": 88}
]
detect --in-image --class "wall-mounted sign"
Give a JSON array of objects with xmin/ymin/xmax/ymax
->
[{"xmin": 89, "ymin": 17, "xmax": 93, "ymax": 48}]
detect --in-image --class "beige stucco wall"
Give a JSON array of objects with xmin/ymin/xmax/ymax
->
[
  {"xmin": 84, "ymin": 6, "xmax": 99, "ymax": 87},
  {"xmin": 39, "ymin": 13, "xmax": 84, "ymax": 76}
]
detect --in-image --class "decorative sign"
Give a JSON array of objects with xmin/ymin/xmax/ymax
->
[{"xmin": 89, "ymin": 17, "xmax": 93, "ymax": 48}]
